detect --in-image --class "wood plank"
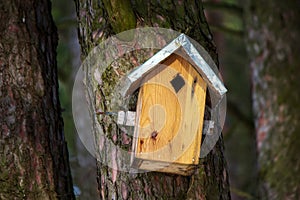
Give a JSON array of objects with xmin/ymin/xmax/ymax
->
[
  {"xmin": 133, "ymin": 53, "xmax": 207, "ymax": 167},
  {"xmin": 134, "ymin": 158, "xmax": 197, "ymax": 176}
]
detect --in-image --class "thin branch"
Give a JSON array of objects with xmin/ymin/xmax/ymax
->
[
  {"xmin": 230, "ymin": 187, "xmax": 255, "ymax": 200},
  {"xmin": 203, "ymin": 1, "xmax": 243, "ymax": 17},
  {"xmin": 209, "ymin": 24, "xmax": 244, "ymax": 38}
]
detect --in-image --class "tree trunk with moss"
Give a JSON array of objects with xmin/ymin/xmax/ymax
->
[
  {"xmin": 75, "ymin": 0, "xmax": 230, "ymax": 199},
  {"xmin": 245, "ymin": 1, "xmax": 300, "ymax": 199},
  {"xmin": 0, "ymin": 1, "xmax": 74, "ymax": 199}
]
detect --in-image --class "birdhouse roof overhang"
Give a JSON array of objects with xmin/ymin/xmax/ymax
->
[{"xmin": 122, "ymin": 34, "xmax": 227, "ymax": 98}]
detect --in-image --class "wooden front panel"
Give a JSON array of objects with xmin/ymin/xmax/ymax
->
[{"xmin": 134, "ymin": 54, "xmax": 207, "ymax": 166}]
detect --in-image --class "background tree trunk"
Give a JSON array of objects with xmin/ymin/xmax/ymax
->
[
  {"xmin": 246, "ymin": 0, "xmax": 300, "ymax": 199},
  {"xmin": 75, "ymin": 0, "xmax": 231, "ymax": 199},
  {"xmin": 0, "ymin": 1, "xmax": 74, "ymax": 199}
]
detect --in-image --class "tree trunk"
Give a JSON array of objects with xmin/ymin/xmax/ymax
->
[
  {"xmin": 75, "ymin": 0, "xmax": 230, "ymax": 199},
  {"xmin": 246, "ymin": 1, "xmax": 300, "ymax": 199},
  {"xmin": 0, "ymin": 1, "xmax": 74, "ymax": 199}
]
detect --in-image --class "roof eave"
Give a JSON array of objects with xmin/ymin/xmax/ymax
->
[{"xmin": 122, "ymin": 33, "xmax": 227, "ymax": 97}]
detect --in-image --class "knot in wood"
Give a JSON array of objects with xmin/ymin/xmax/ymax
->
[{"xmin": 151, "ymin": 131, "xmax": 158, "ymax": 140}]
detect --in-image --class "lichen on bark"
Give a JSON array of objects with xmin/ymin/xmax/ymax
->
[
  {"xmin": 75, "ymin": 0, "xmax": 230, "ymax": 199},
  {"xmin": 246, "ymin": 0, "xmax": 300, "ymax": 198},
  {"xmin": 0, "ymin": 0, "xmax": 74, "ymax": 199}
]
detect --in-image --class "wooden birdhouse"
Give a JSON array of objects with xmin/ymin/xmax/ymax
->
[{"xmin": 119, "ymin": 34, "xmax": 227, "ymax": 176}]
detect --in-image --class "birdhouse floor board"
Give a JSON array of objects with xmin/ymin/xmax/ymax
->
[
  {"xmin": 131, "ymin": 158, "xmax": 197, "ymax": 176},
  {"xmin": 131, "ymin": 54, "xmax": 207, "ymax": 175}
]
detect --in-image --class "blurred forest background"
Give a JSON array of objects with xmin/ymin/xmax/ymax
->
[{"xmin": 52, "ymin": 0, "xmax": 256, "ymax": 199}]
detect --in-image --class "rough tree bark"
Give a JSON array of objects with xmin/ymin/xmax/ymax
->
[
  {"xmin": 75, "ymin": 0, "xmax": 230, "ymax": 199},
  {"xmin": 246, "ymin": 0, "xmax": 300, "ymax": 199},
  {"xmin": 0, "ymin": 1, "xmax": 74, "ymax": 199}
]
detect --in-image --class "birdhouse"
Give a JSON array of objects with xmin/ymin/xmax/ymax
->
[{"xmin": 119, "ymin": 34, "xmax": 227, "ymax": 176}]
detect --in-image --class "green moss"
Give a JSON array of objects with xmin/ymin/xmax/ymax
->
[
  {"xmin": 262, "ymin": 126, "xmax": 300, "ymax": 198},
  {"xmin": 102, "ymin": 0, "xmax": 136, "ymax": 41},
  {"xmin": 248, "ymin": 0, "xmax": 300, "ymax": 197}
]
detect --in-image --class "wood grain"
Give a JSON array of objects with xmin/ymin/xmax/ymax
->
[{"xmin": 132, "ymin": 54, "xmax": 207, "ymax": 174}]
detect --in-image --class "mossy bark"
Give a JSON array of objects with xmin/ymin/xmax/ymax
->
[
  {"xmin": 0, "ymin": 1, "xmax": 74, "ymax": 199},
  {"xmin": 75, "ymin": 0, "xmax": 230, "ymax": 199},
  {"xmin": 245, "ymin": 0, "xmax": 300, "ymax": 199}
]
